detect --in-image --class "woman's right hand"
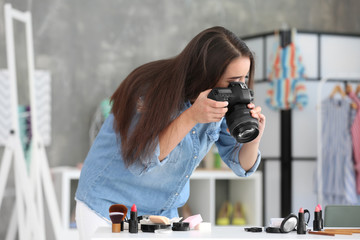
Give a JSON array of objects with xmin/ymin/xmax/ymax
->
[
  {"xmin": 159, "ymin": 89, "xmax": 227, "ymax": 160},
  {"xmin": 188, "ymin": 89, "xmax": 228, "ymax": 124}
]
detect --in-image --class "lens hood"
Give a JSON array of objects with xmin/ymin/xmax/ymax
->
[
  {"xmin": 226, "ymin": 105, "xmax": 259, "ymax": 143},
  {"xmin": 231, "ymin": 121, "xmax": 259, "ymax": 143}
]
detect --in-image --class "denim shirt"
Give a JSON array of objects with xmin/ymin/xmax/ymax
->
[{"xmin": 75, "ymin": 101, "xmax": 261, "ymax": 220}]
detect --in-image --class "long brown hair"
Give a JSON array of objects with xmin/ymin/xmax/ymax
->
[{"xmin": 111, "ymin": 26, "xmax": 255, "ymax": 166}]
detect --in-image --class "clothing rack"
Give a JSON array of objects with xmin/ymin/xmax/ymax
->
[
  {"xmin": 279, "ymin": 29, "xmax": 293, "ymax": 217},
  {"xmin": 316, "ymin": 77, "xmax": 360, "ymax": 206},
  {"xmin": 242, "ymin": 29, "xmax": 360, "ymax": 219}
]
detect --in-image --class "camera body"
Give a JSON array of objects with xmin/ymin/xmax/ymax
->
[{"xmin": 208, "ymin": 82, "xmax": 259, "ymax": 143}]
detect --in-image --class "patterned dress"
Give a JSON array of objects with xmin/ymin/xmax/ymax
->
[
  {"xmin": 267, "ymin": 29, "xmax": 308, "ymax": 110},
  {"xmin": 349, "ymin": 92, "xmax": 360, "ymax": 194},
  {"xmin": 321, "ymin": 97, "xmax": 358, "ymax": 205}
]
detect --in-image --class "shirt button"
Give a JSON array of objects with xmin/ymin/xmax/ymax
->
[
  {"xmin": 194, "ymin": 156, "xmax": 197, "ymax": 159},
  {"xmin": 175, "ymin": 193, "xmax": 179, "ymax": 196},
  {"xmin": 192, "ymin": 130, "xmax": 196, "ymax": 134},
  {"xmin": 186, "ymin": 175, "xmax": 189, "ymax": 178}
]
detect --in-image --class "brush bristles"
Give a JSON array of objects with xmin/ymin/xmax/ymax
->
[
  {"xmin": 109, "ymin": 204, "xmax": 128, "ymax": 216},
  {"xmin": 109, "ymin": 212, "xmax": 125, "ymax": 223},
  {"xmin": 109, "ymin": 204, "xmax": 128, "ymax": 232}
]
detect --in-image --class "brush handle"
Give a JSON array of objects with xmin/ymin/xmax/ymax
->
[
  {"xmin": 308, "ymin": 231, "xmax": 335, "ymax": 236},
  {"xmin": 112, "ymin": 223, "xmax": 121, "ymax": 233}
]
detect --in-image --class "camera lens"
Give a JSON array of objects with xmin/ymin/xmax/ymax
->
[
  {"xmin": 232, "ymin": 121, "xmax": 259, "ymax": 143},
  {"xmin": 238, "ymin": 126, "xmax": 256, "ymax": 138},
  {"xmin": 207, "ymin": 82, "xmax": 259, "ymax": 143},
  {"xmin": 226, "ymin": 105, "xmax": 259, "ymax": 143}
]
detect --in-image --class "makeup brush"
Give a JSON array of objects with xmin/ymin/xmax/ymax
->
[
  {"xmin": 109, "ymin": 204, "xmax": 128, "ymax": 232},
  {"xmin": 109, "ymin": 212, "xmax": 124, "ymax": 232}
]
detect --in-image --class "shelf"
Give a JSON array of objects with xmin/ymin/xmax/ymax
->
[
  {"xmin": 188, "ymin": 171, "xmax": 262, "ymax": 226},
  {"xmin": 192, "ymin": 168, "xmax": 261, "ymax": 180},
  {"xmin": 52, "ymin": 166, "xmax": 262, "ymax": 239},
  {"xmin": 52, "ymin": 167, "xmax": 80, "ymax": 240}
]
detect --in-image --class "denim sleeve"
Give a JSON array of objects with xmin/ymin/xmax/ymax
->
[
  {"xmin": 127, "ymin": 137, "xmax": 171, "ymax": 176},
  {"xmin": 215, "ymin": 120, "xmax": 261, "ymax": 177}
]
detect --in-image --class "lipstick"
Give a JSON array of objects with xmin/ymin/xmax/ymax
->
[
  {"xmin": 297, "ymin": 208, "xmax": 306, "ymax": 234},
  {"xmin": 317, "ymin": 204, "xmax": 324, "ymax": 229},
  {"xmin": 129, "ymin": 204, "xmax": 138, "ymax": 233},
  {"xmin": 313, "ymin": 206, "xmax": 321, "ymax": 231}
]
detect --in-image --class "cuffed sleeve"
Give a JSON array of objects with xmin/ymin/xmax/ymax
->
[
  {"xmin": 215, "ymin": 119, "xmax": 262, "ymax": 177},
  {"xmin": 227, "ymin": 148, "xmax": 261, "ymax": 177}
]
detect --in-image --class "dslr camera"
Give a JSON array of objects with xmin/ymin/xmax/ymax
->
[{"xmin": 208, "ymin": 82, "xmax": 259, "ymax": 143}]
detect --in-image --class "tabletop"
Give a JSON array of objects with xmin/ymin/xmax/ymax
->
[{"xmin": 92, "ymin": 226, "xmax": 360, "ymax": 240}]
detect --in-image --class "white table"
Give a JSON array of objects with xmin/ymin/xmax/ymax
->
[{"xmin": 92, "ymin": 226, "xmax": 360, "ymax": 240}]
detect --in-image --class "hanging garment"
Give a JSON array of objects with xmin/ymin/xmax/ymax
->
[
  {"xmin": 18, "ymin": 105, "xmax": 32, "ymax": 165},
  {"xmin": 267, "ymin": 29, "xmax": 308, "ymax": 110},
  {"xmin": 321, "ymin": 97, "xmax": 359, "ymax": 205},
  {"xmin": 349, "ymin": 92, "xmax": 360, "ymax": 194}
]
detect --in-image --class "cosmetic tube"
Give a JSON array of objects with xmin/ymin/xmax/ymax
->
[
  {"xmin": 297, "ymin": 208, "xmax": 306, "ymax": 234},
  {"xmin": 129, "ymin": 204, "xmax": 138, "ymax": 233},
  {"xmin": 317, "ymin": 204, "xmax": 324, "ymax": 229},
  {"xmin": 313, "ymin": 206, "xmax": 321, "ymax": 231}
]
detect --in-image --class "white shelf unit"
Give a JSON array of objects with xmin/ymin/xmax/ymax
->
[
  {"xmin": 52, "ymin": 167, "xmax": 81, "ymax": 240},
  {"xmin": 51, "ymin": 167, "xmax": 262, "ymax": 240},
  {"xmin": 189, "ymin": 170, "xmax": 262, "ymax": 226}
]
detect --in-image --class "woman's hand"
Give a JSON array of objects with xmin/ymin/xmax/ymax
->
[
  {"xmin": 247, "ymin": 103, "xmax": 266, "ymax": 144},
  {"xmin": 237, "ymin": 102, "xmax": 265, "ymax": 170},
  {"xmin": 188, "ymin": 89, "xmax": 229, "ymax": 124},
  {"xmin": 158, "ymin": 89, "xmax": 227, "ymax": 160}
]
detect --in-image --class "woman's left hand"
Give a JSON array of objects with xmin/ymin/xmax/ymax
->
[{"xmin": 247, "ymin": 103, "xmax": 266, "ymax": 144}]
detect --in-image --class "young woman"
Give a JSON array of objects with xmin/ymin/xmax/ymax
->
[{"xmin": 75, "ymin": 26, "xmax": 265, "ymax": 239}]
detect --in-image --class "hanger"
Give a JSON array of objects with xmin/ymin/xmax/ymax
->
[
  {"xmin": 353, "ymin": 84, "xmax": 360, "ymax": 109},
  {"xmin": 329, "ymin": 84, "xmax": 357, "ymax": 109},
  {"xmin": 344, "ymin": 84, "xmax": 358, "ymax": 109},
  {"xmin": 346, "ymin": 84, "xmax": 358, "ymax": 109},
  {"xmin": 329, "ymin": 85, "xmax": 346, "ymax": 98},
  {"xmin": 345, "ymin": 84, "xmax": 353, "ymax": 95},
  {"xmin": 356, "ymin": 84, "xmax": 360, "ymax": 96}
]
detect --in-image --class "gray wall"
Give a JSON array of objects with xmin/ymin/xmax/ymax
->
[
  {"xmin": 1, "ymin": 0, "xmax": 360, "ymax": 238},
  {"xmin": 1, "ymin": 0, "xmax": 360, "ymax": 168}
]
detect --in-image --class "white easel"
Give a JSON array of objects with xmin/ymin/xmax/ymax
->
[{"xmin": 0, "ymin": 4, "xmax": 62, "ymax": 240}]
